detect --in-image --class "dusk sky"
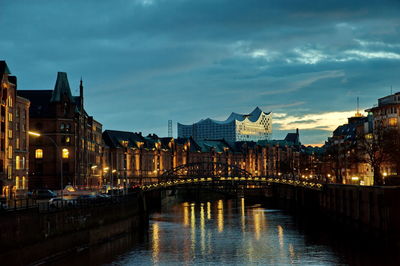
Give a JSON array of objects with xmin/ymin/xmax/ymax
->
[{"xmin": 1, "ymin": 0, "xmax": 400, "ymax": 144}]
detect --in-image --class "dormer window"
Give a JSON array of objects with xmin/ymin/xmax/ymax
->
[{"xmin": 121, "ymin": 140, "xmax": 129, "ymax": 147}]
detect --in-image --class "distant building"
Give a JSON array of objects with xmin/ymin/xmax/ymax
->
[
  {"xmin": 0, "ymin": 61, "xmax": 30, "ymax": 199},
  {"xmin": 18, "ymin": 72, "xmax": 103, "ymax": 190},
  {"xmin": 366, "ymin": 91, "xmax": 400, "ymax": 176},
  {"xmin": 178, "ymin": 107, "xmax": 272, "ymax": 142}
]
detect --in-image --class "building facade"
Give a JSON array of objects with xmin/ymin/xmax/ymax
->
[
  {"xmin": 178, "ymin": 107, "xmax": 272, "ymax": 142},
  {"xmin": 0, "ymin": 61, "xmax": 30, "ymax": 199},
  {"xmin": 18, "ymin": 72, "xmax": 102, "ymax": 190},
  {"xmin": 102, "ymin": 129, "xmax": 300, "ymax": 187}
]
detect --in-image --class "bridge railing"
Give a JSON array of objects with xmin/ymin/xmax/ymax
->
[{"xmin": 140, "ymin": 175, "xmax": 324, "ymax": 191}]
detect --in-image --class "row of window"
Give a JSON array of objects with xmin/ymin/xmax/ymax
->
[
  {"xmin": 35, "ymin": 148, "xmax": 70, "ymax": 159},
  {"xmin": 15, "ymin": 176, "xmax": 27, "ymax": 190}
]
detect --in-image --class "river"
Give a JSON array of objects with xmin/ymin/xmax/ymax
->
[{"xmin": 55, "ymin": 198, "xmax": 400, "ymax": 265}]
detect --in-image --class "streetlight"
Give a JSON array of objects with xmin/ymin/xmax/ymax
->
[
  {"xmin": 28, "ymin": 131, "xmax": 64, "ymax": 199},
  {"xmin": 91, "ymin": 165, "xmax": 97, "ymax": 189},
  {"xmin": 112, "ymin": 169, "xmax": 117, "ymax": 196}
]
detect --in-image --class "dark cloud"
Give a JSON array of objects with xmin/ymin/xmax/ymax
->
[{"xmin": 1, "ymin": 0, "xmax": 400, "ymax": 143}]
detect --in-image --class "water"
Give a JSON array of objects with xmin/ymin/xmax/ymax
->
[{"xmin": 54, "ymin": 198, "xmax": 400, "ymax": 265}]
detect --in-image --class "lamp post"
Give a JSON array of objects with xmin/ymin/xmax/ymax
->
[
  {"xmin": 112, "ymin": 169, "xmax": 117, "ymax": 196},
  {"xmin": 91, "ymin": 165, "xmax": 97, "ymax": 189},
  {"xmin": 28, "ymin": 131, "xmax": 64, "ymax": 199}
]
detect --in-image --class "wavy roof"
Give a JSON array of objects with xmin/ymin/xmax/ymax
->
[{"xmin": 180, "ymin": 107, "xmax": 271, "ymax": 126}]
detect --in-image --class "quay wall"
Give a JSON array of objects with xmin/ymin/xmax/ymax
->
[
  {"xmin": 0, "ymin": 193, "xmax": 148, "ymax": 265},
  {"xmin": 272, "ymin": 183, "xmax": 400, "ymax": 239}
]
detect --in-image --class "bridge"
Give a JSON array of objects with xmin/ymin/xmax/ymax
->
[
  {"xmin": 140, "ymin": 162, "xmax": 323, "ymax": 191},
  {"xmin": 140, "ymin": 162, "xmax": 400, "ymax": 240}
]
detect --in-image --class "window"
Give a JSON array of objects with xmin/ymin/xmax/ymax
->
[
  {"xmin": 62, "ymin": 148, "xmax": 69, "ymax": 159},
  {"xmin": 16, "ymin": 155, "xmax": 20, "ymax": 170},
  {"xmin": 16, "ymin": 138, "xmax": 20, "ymax": 149},
  {"xmin": 7, "ymin": 165, "xmax": 12, "ymax": 179},
  {"xmin": 16, "ymin": 176, "xmax": 19, "ymax": 189},
  {"xmin": 60, "ymin": 123, "xmax": 65, "ymax": 131},
  {"xmin": 7, "ymin": 95, "xmax": 12, "ymax": 107},
  {"xmin": 16, "ymin": 108, "xmax": 20, "ymax": 118},
  {"xmin": 8, "ymin": 112, "xmax": 12, "ymax": 122},
  {"xmin": 35, "ymin": 149, "xmax": 43, "ymax": 159},
  {"xmin": 8, "ymin": 129, "xmax": 12, "ymax": 138},
  {"xmin": 63, "ymin": 136, "xmax": 71, "ymax": 144},
  {"xmin": 22, "ymin": 157, "xmax": 25, "ymax": 169},
  {"xmin": 22, "ymin": 176, "xmax": 26, "ymax": 189},
  {"xmin": 389, "ymin": 117, "xmax": 397, "ymax": 127},
  {"xmin": 8, "ymin": 146, "xmax": 12, "ymax": 159}
]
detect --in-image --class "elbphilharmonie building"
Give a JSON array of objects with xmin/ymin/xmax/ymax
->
[{"xmin": 178, "ymin": 107, "xmax": 272, "ymax": 142}]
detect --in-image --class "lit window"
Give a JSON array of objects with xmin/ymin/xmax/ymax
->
[
  {"xmin": 62, "ymin": 148, "xmax": 69, "ymax": 159},
  {"xmin": 22, "ymin": 176, "xmax": 26, "ymax": 189},
  {"xmin": 16, "ymin": 155, "xmax": 20, "ymax": 170},
  {"xmin": 16, "ymin": 138, "xmax": 20, "ymax": 149},
  {"xmin": 7, "ymin": 95, "xmax": 12, "ymax": 107},
  {"xmin": 121, "ymin": 140, "xmax": 129, "ymax": 147},
  {"xmin": 8, "ymin": 112, "xmax": 12, "ymax": 122},
  {"xmin": 389, "ymin": 117, "xmax": 397, "ymax": 127},
  {"xmin": 35, "ymin": 149, "xmax": 43, "ymax": 159},
  {"xmin": 8, "ymin": 129, "xmax": 12, "ymax": 138},
  {"xmin": 8, "ymin": 146, "xmax": 12, "ymax": 159},
  {"xmin": 16, "ymin": 176, "xmax": 19, "ymax": 189}
]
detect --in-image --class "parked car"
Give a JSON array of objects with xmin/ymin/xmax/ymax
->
[
  {"xmin": 32, "ymin": 189, "xmax": 57, "ymax": 199},
  {"xmin": 0, "ymin": 202, "xmax": 8, "ymax": 210},
  {"xmin": 48, "ymin": 198, "xmax": 74, "ymax": 208},
  {"xmin": 97, "ymin": 194, "xmax": 111, "ymax": 199}
]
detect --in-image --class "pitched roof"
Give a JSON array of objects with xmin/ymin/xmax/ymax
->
[
  {"xmin": 192, "ymin": 139, "xmax": 231, "ymax": 153},
  {"xmin": 50, "ymin": 72, "xmax": 74, "ymax": 103},
  {"xmin": 0, "ymin": 60, "xmax": 10, "ymax": 76},
  {"xmin": 102, "ymin": 130, "xmax": 145, "ymax": 148}
]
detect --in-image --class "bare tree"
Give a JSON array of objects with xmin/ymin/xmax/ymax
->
[
  {"xmin": 382, "ymin": 128, "xmax": 400, "ymax": 175},
  {"xmin": 357, "ymin": 125, "xmax": 390, "ymax": 186}
]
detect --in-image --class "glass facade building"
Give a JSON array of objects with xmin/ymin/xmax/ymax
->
[{"xmin": 178, "ymin": 107, "xmax": 272, "ymax": 142}]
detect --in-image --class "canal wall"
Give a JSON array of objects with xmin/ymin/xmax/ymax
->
[
  {"xmin": 0, "ymin": 193, "xmax": 148, "ymax": 265},
  {"xmin": 272, "ymin": 183, "xmax": 400, "ymax": 240}
]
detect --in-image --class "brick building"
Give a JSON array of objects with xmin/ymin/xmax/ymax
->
[
  {"xmin": 102, "ymin": 129, "xmax": 301, "ymax": 186},
  {"xmin": 18, "ymin": 72, "xmax": 102, "ymax": 190},
  {"xmin": 0, "ymin": 61, "xmax": 30, "ymax": 199}
]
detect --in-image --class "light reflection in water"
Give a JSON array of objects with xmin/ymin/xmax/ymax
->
[
  {"xmin": 252, "ymin": 207, "xmax": 266, "ymax": 240},
  {"xmin": 217, "ymin": 200, "xmax": 224, "ymax": 232},
  {"xmin": 151, "ymin": 222, "xmax": 160, "ymax": 265},
  {"xmin": 207, "ymin": 201, "xmax": 211, "ymax": 220},
  {"xmin": 289, "ymin": 243, "xmax": 296, "ymax": 263},
  {"xmin": 278, "ymin": 225, "xmax": 284, "ymax": 249},
  {"xmin": 200, "ymin": 203, "xmax": 206, "ymax": 254},
  {"xmin": 183, "ymin": 202, "xmax": 189, "ymax": 227},
  {"xmin": 240, "ymin": 197, "xmax": 246, "ymax": 232},
  {"xmin": 191, "ymin": 203, "xmax": 196, "ymax": 252}
]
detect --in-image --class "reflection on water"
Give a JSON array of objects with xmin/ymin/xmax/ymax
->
[{"xmin": 53, "ymin": 197, "xmax": 400, "ymax": 265}]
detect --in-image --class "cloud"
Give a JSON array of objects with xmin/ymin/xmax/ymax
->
[
  {"xmin": 274, "ymin": 111, "xmax": 359, "ymax": 131},
  {"xmin": 1, "ymin": 0, "xmax": 400, "ymax": 144}
]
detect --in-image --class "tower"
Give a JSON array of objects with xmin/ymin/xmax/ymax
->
[{"xmin": 168, "ymin": 120, "xmax": 173, "ymax": 138}]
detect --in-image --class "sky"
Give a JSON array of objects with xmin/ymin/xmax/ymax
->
[{"xmin": 1, "ymin": 0, "xmax": 400, "ymax": 144}]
